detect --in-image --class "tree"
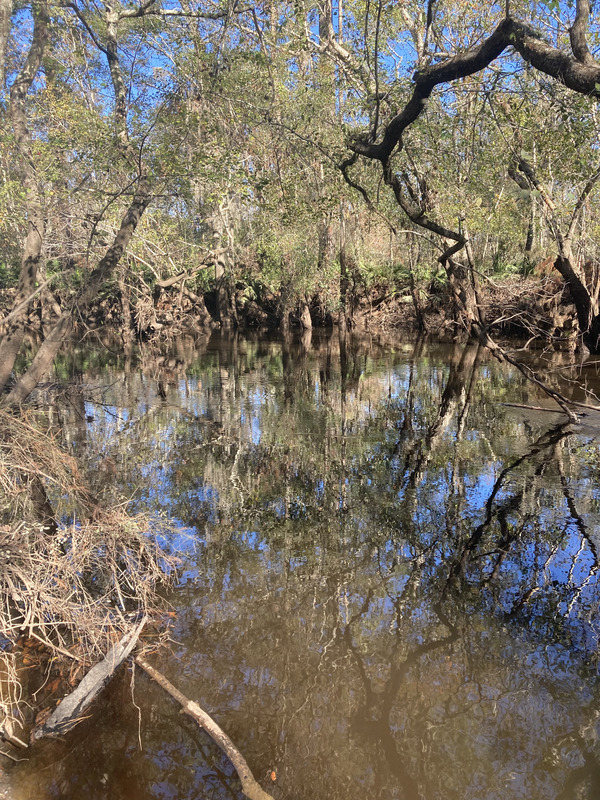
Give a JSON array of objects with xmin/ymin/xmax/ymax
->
[
  {"xmin": 342, "ymin": 0, "xmax": 600, "ymax": 357},
  {"xmin": 0, "ymin": 0, "xmax": 260, "ymax": 403}
]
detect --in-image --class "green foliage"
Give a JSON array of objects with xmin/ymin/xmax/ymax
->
[
  {"xmin": 255, "ymin": 234, "xmax": 285, "ymax": 290},
  {"xmin": 356, "ymin": 255, "xmax": 410, "ymax": 289},
  {"xmin": 0, "ymin": 263, "xmax": 19, "ymax": 289},
  {"xmin": 3, "ymin": 0, "xmax": 600, "ymax": 338}
]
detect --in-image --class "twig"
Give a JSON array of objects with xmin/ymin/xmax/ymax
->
[
  {"xmin": 0, "ymin": 748, "xmax": 28, "ymax": 762},
  {"xmin": 29, "ymin": 631, "xmax": 83, "ymax": 663},
  {"xmin": 131, "ymin": 661, "xmax": 143, "ymax": 751}
]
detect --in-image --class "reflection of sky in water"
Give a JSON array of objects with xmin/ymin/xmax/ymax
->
[
  {"xmin": 36, "ymin": 337, "xmax": 600, "ymax": 800},
  {"xmin": 79, "ymin": 362, "xmax": 600, "ymax": 641}
]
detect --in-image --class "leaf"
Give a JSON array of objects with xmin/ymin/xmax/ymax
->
[{"xmin": 538, "ymin": 0, "xmax": 560, "ymax": 11}]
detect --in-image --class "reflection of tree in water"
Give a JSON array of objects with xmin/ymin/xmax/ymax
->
[{"xmin": 19, "ymin": 333, "xmax": 600, "ymax": 800}]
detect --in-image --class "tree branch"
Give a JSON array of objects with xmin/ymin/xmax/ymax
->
[
  {"xmin": 351, "ymin": 17, "xmax": 600, "ymax": 164},
  {"xmin": 135, "ymin": 657, "xmax": 276, "ymax": 800},
  {"xmin": 566, "ymin": 164, "xmax": 600, "ymax": 241},
  {"xmin": 63, "ymin": 2, "xmax": 108, "ymax": 55},
  {"xmin": 570, "ymin": 0, "xmax": 595, "ymax": 66},
  {"xmin": 118, "ymin": 0, "xmax": 157, "ymax": 19}
]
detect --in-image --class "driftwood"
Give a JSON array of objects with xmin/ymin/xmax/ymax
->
[
  {"xmin": 32, "ymin": 617, "xmax": 147, "ymax": 740},
  {"xmin": 135, "ymin": 655, "xmax": 276, "ymax": 800},
  {"xmin": 29, "ymin": 624, "xmax": 276, "ymax": 800}
]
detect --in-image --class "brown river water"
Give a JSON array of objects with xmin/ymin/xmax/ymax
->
[{"xmin": 7, "ymin": 330, "xmax": 600, "ymax": 799}]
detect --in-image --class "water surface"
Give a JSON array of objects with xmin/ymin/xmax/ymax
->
[{"xmin": 12, "ymin": 331, "xmax": 600, "ymax": 800}]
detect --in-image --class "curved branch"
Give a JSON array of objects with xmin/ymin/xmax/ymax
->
[
  {"xmin": 340, "ymin": 152, "xmax": 376, "ymax": 209},
  {"xmin": 347, "ymin": 14, "xmax": 596, "ymax": 418},
  {"xmin": 339, "ymin": 153, "xmax": 398, "ymax": 232},
  {"xmin": 570, "ymin": 0, "xmax": 595, "ymax": 66},
  {"xmin": 383, "ymin": 166, "xmax": 464, "ymax": 242},
  {"xmin": 352, "ymin": 19, "xmax": 514, "ymax": 162},
  {"xmin": 566, "ymin": 164, "xmax": 600, "ymax": 241},
  {"xmin": 63, "ymin": 2, "xmax": 107, "ymax": 55},
  {"xmin": 351, "ymin": 17, "xmax": 600, "ymax": 164}
]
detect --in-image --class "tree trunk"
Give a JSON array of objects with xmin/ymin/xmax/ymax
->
[
  {"xmin": 339, "ymin": 250, "xmax": 349, "ymax": 336},
  {"xmin": 0, "ymin": 0, "xmax": 11, "ymax": 89},
  {"xmin": 524, "ymin": 208, "xmax": 534, "ymax": 257},
  {"xmin": 554, "ymin": 253, "xmax": 600, "ymax": 352},
  {"xmin": 409, "ymin": 268, "xmax": 427, "ymax": 331},
  {"xmin": 118, "ymin": 265, "xmax": 133, "ymax": 344},
  {"xmin": 339, "ymin": 227, "xmax": 349, "ymax": 335},
  {"xmin": 278, "ymin": 284, "xmax": 291, "ymax": 334},
  {"xmin": 442, "ymin": 252, "xmax": 483, "ymax": 335},
  {"xmin": 5, "ymin": 177, "xmax": 152, "ymax": 405},
  {"xmin": 0, "ymin": 0, "xmax": 49, "ymax": 394},
  {"xmin": 211, "ymin": 214, "xmax": 237, "ymax": 329},
  {"xmin": 298, "ymin": 298, "xmax": 312, "ymax": 331},
  {"xmin": 216, "ymin": 278, "xmax": 236, "ymax": 328}
]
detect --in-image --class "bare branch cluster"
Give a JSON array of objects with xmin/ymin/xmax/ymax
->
[{"xmin": 0, "ymin": 408, "xmax": 180, "ymax": 742}]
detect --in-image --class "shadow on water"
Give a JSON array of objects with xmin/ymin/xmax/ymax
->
[{"xmin": 11, "ymin": 330, "xmax": 600, "ymax": 799}]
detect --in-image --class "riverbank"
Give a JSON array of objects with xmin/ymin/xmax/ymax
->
[{"xmin": 0, "ymin": 273, "xmax": 574, "ymax": 348}]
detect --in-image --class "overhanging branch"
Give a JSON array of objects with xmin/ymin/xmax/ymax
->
[{"xmin": 350, "ymin": 17, "xmax": 600, "ymax": 165}]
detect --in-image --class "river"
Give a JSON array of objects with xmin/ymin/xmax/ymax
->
[{"xmin": 9, "ymin": 330, "xmax": 600, "ymax": 799}]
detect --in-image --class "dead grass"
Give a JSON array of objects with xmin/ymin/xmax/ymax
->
[
  {"xmin": 0, "ymin": 407, "xmax": 82, "ymax": 522},
  {"xmin": 0, "ymin": 407, "xmax": 181, "ymax": 741}
]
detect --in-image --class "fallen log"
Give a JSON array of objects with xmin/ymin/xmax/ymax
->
[
  {"xmin": 32, "ymin": 617, "xmax": 147, "ymax": 740},
  {"xmin": 135, "ymin": 655, "xmax": 276, "ymax": 800}
]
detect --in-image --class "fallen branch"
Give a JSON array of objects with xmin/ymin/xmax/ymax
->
[
  {"xmin": 32, "ymin": 616, "xmax": 147, "ymax": 740},
  {"xmin": 135, "ymin": 655, "xmax": 276, "ymax": 800}
]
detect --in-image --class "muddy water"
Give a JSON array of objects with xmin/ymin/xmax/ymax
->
[{"xmin": 10, "ymin": 332, "xmax": 600, "ymax": 799}]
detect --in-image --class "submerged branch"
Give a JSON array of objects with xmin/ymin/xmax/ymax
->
[{"xmin": 135, "ymin": 656, "xmax": 276, "ymax": 800}]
